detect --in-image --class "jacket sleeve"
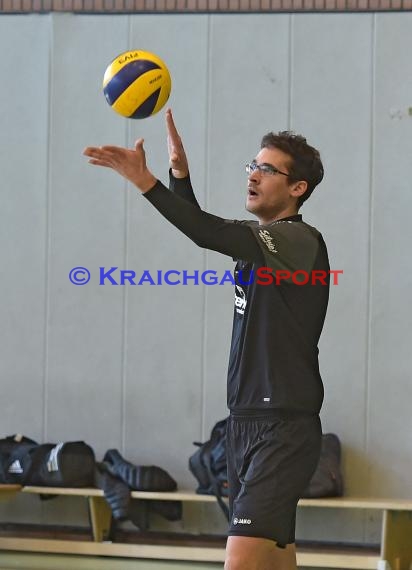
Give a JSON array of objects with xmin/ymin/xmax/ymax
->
[
  {"xmin": 168, "ymin": 171, "xmax": 201, "ymax": 209},
  {"xmin": 143, "ymin": 180, "xmax": 264, "ymax": 264}
]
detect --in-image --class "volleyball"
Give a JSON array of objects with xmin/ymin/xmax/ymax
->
[{"xmin": 103, "ymin": 50, "xmax": 171, "ymax": 119}]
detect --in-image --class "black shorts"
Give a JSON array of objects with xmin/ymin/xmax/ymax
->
[{"xmin": 227, "ymin": 409, "xmax": 322, "ymax": 548}]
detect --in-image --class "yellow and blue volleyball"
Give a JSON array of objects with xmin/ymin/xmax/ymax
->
[{"xmin": 103, "ymin": 50, "xmax": 171, "ymax": 119}]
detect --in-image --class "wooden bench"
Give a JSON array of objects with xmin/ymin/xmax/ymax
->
[{"xmin": 1, "ymin": 484, "xmax": 412, "ymax": 569}]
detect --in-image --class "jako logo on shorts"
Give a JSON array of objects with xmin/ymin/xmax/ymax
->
[{"xmin": 233, "ymin": 517, "xmax": 252, "ymax": 525}]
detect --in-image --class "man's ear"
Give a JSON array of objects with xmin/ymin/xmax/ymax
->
[{"xmin": 290, "ymin": 180, "xmax": 308, "ymax": 200}]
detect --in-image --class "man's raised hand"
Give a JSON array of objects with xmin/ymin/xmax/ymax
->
[
  {"xmin": 83, "ymin": 138, "xmax": 157, "ymax": 193},
  {"xmin": 166, "ymin": 108, "xmax": 189, "ymax": 179}
]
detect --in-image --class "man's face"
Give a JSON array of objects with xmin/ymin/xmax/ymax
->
[{"xmin": 246, "ymin": 147, "xmax": 298, "ymax": 223}]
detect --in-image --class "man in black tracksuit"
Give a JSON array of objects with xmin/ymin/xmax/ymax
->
[{"xmin": 84, "ymin": 109, "xmax": 329, "ymax": 570}]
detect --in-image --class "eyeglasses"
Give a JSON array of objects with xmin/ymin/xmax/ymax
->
[{"xmin": 245, "ymin": 160, "xmax": 289, "ymax": 178}]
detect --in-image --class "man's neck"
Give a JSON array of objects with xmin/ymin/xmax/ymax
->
[{"xmin": 258, "ymin": 207, "xmax": 300, "ymax": 226}]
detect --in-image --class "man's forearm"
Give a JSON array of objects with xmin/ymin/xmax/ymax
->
[
  {"xmin": 143, "ymin": 181, "xmax": 263, "ymax": 264},
  {"xmin": 169, "ymin": 171, "xmax": 201, "ymax": 209}
]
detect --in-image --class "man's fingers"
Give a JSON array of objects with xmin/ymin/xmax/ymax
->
[
  {"xmin": 84, "ymin": 147, "xmax": 113, "ymax": 160},
  {"xmin": 98, "ymin": 145, "xmax": 122, "ymax": 152},
  {"xmin": 83, "ymin": 147, "xmax": 118, "ymax": 169},
  {"xmin": 87, "ymin": 159, "xmax": 113, "ymax": 168},
  {"xmin": 83, "ymin": 146, "xmax": 98, "ymax": 157},
  {"xmin": 166, "ymin": 109, "xmax": 181, "ymax": 143},
  {"xmin": 84, "ymin": 140, "xmax": 154, "ymax": 189},
  {"xmin": 135, "ymin": 138, "xmax": 145, "ymax": 150},
  {"xmin": 84, "ymin": 145, "xmax": 119, "ymax": 155},
  {"xmin": 166, "ymin": 109, "xmax": 177, "ymax": 134}
]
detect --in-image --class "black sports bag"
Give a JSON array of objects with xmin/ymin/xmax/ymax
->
[
  {"xmin": 0, "ymin": 435, "xmax": 95, "ymax": 487},
  {"xmin": 0, "ymin": 435, "xmax": 38, "ymax": 484}
]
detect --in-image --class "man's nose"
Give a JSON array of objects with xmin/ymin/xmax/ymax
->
[{"xmin": 248, "ymin": 168, "xmax": 260, "ymax": 183}]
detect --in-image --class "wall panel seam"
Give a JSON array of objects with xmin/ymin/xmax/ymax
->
[
  {"xmin": 288, "ymin": 13, "xmax": 293, "ymax": 129},
  {"xmin": 121, "ymin": 14, "xmax": 133, "ymax": 453},
  {"xmin": 365, "ymin": 11, "xmax": 376, "ymax": 498},
  {"xmin": 201, "ymin": 14, "xmax": 212, "ymax": 440},
  {"xmin": 43, "ymin": 13, "xmax": 54, "ymax": 441}
]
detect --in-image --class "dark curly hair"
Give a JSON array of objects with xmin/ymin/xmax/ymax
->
[{"xmin": 261, "ymin": 131, "xmax": 324, "ymax": 208}]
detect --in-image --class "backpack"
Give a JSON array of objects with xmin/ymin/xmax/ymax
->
[{"xmin": 188, "ymin": 418, "xmax": 229, "ymax": 520}]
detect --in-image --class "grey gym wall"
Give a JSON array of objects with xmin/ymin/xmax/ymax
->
[{"xmin": 0, "ymin": 12, "xmax": 411, "ymax": 544}]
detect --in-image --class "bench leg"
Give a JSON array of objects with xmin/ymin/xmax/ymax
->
[
  {"xmin": 88, "ymin": 496, "xmax": 113, "ymax": 542},
  {"xmin": 381, "ymin": 509, "xmax": 412, "ymax": 570}
]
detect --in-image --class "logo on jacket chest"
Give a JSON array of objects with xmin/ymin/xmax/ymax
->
[
  {"xmin": 234, "ymin": 263, "xmax": 253, "ymax": 315},
  {"xmin": 258, "ymin": 229, "xmax": 277, "ymax": 253},
  {"xmin": 234, "ymin": 285, "xmax": 247, "ymax": 315}
]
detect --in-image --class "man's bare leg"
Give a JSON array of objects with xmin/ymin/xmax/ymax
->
[{"xmin": 224, "ymin": 536, "xmax": 297, "ymax": 570}]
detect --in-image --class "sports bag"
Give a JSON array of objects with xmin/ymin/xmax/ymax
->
[
  {"xmin": 188, "ymin": 418, "xmax": 229, "ymax": 520},
  {"xmin": 0, "ymin": 435, "xmax": 38, "ymax": 484},
  {"xmin": 28, "ymin": 442, "xmax": 96, "ymax": 487},
  {"xmin": 0, "ymin": 435, "xmax": 95, "ymax": 487}
]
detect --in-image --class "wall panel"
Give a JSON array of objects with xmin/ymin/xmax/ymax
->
[
  {"xmin": 291, "ymin": 13, "xmax": 374, "ymax": 543},
  {"xmin": 369, "ymin": 12, "xmax": 412, "ymax": 497},
  {"xmin": 46, "ymin": 15, "xmax": 129, "ymax": 453},
  {"xmin": 204, "ymin": 14, "xmax": 292, "ymax": 433},
  {"xmin": 0, "ymin": 15, "xmax": 50, "ymax": 438},
  {"xmin": 124, "ymin": 16, "xmax": 209, "ymax": 487}
]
